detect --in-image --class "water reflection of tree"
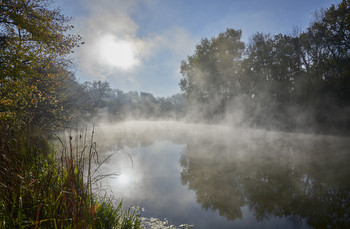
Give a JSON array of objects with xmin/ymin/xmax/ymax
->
[{"xmin": 180, "ymin": 135, "xmax": 350, "ymax": 228}]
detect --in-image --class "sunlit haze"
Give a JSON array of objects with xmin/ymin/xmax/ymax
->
[
  {"xmin": 56, "ymin": 0, "xmax": 341, "ymax": 97},
  {"xmin": 97, "ymin": 35, "xmax": 139, "ymax": 70}
]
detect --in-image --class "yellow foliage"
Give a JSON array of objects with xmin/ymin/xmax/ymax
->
[{"xmin": 0, "ymin": 0, "xmax": 81, "ymax": 129}]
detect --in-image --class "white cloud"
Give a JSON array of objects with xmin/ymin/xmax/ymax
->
[
  {"xmin": 76, "ymin": 0, "xmax": 150, "ymax": 81},
  {"xmin": 150, "ymin": 26, "xmax": 197, "ymax": 57},
  {"xmin": 71, "ymin": 0, "xmax": 196, "ymax": 96}
]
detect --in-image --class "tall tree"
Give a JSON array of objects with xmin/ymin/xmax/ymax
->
[
  {"xmin": 304, "ymin": 0, "xmax": 350, "ymax": 101},
  {"xmin": 244, "ymin": 33, "xmax": 305, "ymax": 104},
  {"xmin": 0, "ymin": 0, "xmax": 81, "ymax": 129},
  {"xmin": 180, "ymin": 29, "xmax": 245, "ymax": 118}
]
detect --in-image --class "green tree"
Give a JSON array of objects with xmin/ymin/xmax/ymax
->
[
  {"xmin": 180, "ymin": 28, "xmax": 244, "ymax": 119},
  {"xmin": 244, "ymin": 33, "xmax": 307, "ymax": 103},
  {"xmin": 303, "ymin": 0, "xmax": 350, "ymax": 101},
  {"xmin": 30, "ymin": 60, "xmax": 89, "ymax": 128},
  {"xmin": 180, "ymin": 0, "xmax": 350, "ymax": 132},
  {"xmin": 0, "ymin": 0, "xmax": 81, "ymax": 129},
  {"xmin": 293, "ymin": 0, "xmax": 350, "ymax": 131},
  {"xmin": 84, "ymin": 80, "xmax": 114, "ymax": 111}
]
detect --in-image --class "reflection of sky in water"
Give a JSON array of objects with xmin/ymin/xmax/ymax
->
[
  {"xmin": 94, "ymin": 121, "xmax": 349, "ymax": 229},
  {"xmin": 101, "ymin": 141, "xmax": 312, "ymax": 229},
  {"xmin": 104, "ymin": 141, "xmax": 193, "ymax": 207}
]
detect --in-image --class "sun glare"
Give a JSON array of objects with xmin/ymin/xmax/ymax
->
[
  {"xmin": 117, "ymin": 173, "xmax": 131, "ymax": 187},
  {"xmin": 98, "ymin": 35, "xmax": 138, "ymax": 70}
]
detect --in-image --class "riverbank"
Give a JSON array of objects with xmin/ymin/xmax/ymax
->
[{"xmin": 0, "ymin": 126, "xmax": 142, "ymax": 228}]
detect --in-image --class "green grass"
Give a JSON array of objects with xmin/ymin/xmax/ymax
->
[{"xmin": 0, "ymin": 126, "xmax": 142, "ymax": 228}]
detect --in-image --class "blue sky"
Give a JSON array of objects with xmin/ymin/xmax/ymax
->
[{"xmin": 55, "ymin": 0, "xmax": 341, "ymax": 97}]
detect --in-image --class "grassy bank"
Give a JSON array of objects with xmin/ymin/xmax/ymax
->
[{"xmin": 0, "ymin": 126, "xmax": 142, "ymax": 228}]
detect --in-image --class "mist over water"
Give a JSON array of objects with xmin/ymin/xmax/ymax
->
[{"xmin": 91, "ymin": 120, "xmax": 350, "ymax": 229}]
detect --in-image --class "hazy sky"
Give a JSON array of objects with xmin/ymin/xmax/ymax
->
[{"xmin": 55, "ymin": 0, "xmax": 341, "ymax": 97}]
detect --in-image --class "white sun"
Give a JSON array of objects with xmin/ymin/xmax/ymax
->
[{"xmin": 98, "ymin": 35, "xmax": 138, "ymax": 70}]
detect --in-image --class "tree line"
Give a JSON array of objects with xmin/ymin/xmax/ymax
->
[
  {"xmin": 82, "ymin": 80, "xmax": 186, "ymax": 121},
  {"xmin": 180, "ymin": 0, "xmax": 350, "ymax": 133}
]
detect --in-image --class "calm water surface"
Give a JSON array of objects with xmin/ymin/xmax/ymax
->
[{"xmin": 93, "ymin": 121, "xmax": 350, "ymax": 229}]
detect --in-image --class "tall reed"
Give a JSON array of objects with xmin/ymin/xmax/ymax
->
[{"xmin": 0, "ymin": 125, "xmax": 142, "ymax": 228}]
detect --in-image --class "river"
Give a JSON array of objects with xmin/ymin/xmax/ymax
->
[{"xmin": 92, "ymin": 121, "xmax": 350, "ymax": 228}]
